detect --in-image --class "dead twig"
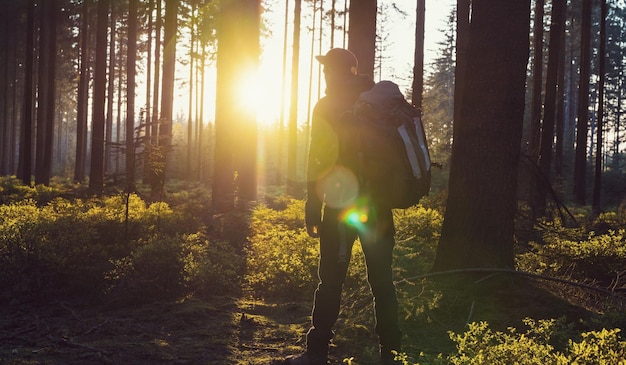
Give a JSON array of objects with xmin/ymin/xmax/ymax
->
[{"xmin": 396, "ymin": 268, "xmax": 621, "ymax": 297}]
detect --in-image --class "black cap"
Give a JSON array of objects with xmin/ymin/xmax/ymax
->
[{"xmin": 315, "ymin": 48, "xmax": 358, "ymax": 70}]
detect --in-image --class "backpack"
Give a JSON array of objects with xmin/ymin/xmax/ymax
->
[{"xmin": 345, "ymin": 80, "xmax": 431, "ymax": 209}]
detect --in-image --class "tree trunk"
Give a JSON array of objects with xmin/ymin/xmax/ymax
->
[
  {"xmin": 432, "ymin": 0, "xmax": 530, "ymax": 271},
  {"xmin": 20, "ymin": 0, "xmax": 35, "ymax": 185},
  {"xmin": 74, "ymin": 0, "xmax": 90, "ymax": 183},
  {"xmin": 145, "ymin": 0, "xmax": 153, "ymax": 153},
  {"xmin": 528, "ymin": 0, "xmax": 544, "ymax": 161},
  {"xmin": 277, "ymin": 0, "xmax": 289, "ymax": 186},
  {"xmin": 533, "ymin": 0, "xmax": 566, "ymax": 217},
  {"xmin": 592, "ymin": 0, "xmax": 607, "ymax": 212},
  {"xmin": 89, "ymin": 0, "xmax": 110, "ymax": 193},
  {"xmin": 145, "ymin": 0, "xmax": 162, "ymax": 185},
  {"xmin": 573, "ymin": 0, "xmax": 592, "ymax": 205},
  {"xmin": 197, "ymin": 43, "xmax": 206, "ymax": 181},
  {"xmin": 153, "ymin": 0, "xmax": 177, "ymax": 197},
  {"xmin": 235, "ymin": 0, "xmax": 261, "ymax": 205},
  {"xmin": 412, "ymin": 0, "xmax": 425, "ymax": 109},
  {"xmin": 554, "ymin": 12, "xmax": 567, "ymax": 181},
  {"xmin": 213, "ymin": 0, "xmax": 261, "ymax": 211},
  {"xmin": 287, "ymin": 0, "xmax": 301, "ymax": 197},
  {"xmin": 105, "ymin": 5, "xmax": 116, "ymax": 176},
  {"xmin": 126, "ymin": 0, "xmax": 138, "ymax": 191},
  {"xmin": 35, "ymin": 0, "xmax": 58, "ymax": 186},
  {"xmin": 348, "ymin": 0, "xmax": 376, "ymax": 78},
  {"xmin": 453, "ymin": 0, "xmax": 470, "ymax": 141}
]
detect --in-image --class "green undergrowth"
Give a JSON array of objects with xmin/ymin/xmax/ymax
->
[
  {"xmin": 247, "ymin": 196, "xmax": 626, "ymax": 364},
  {"xmin": 1, "ymin": 178, "xmax": 625, "ymax": 364}
]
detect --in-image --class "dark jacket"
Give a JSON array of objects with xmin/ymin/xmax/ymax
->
[{"xmin": 306, "ymin": 74, "xmax": 375, "ymax": 226}]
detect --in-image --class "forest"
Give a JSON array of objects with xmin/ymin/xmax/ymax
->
[{"xmin": 0, "ymin": 0, "xmax": 625, "ymax": 364}]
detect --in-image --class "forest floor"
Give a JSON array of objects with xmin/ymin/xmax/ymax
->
[{"xmin": 0, "ymin": 275, "xmax": 605, "ymax": 365}]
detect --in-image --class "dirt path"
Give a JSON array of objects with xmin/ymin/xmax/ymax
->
[{"xmin": 0, "ymin": 297, "xmax": 314, "ymax": 365}]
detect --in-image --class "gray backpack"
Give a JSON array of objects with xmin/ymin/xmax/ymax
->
[{"xmin": 348, "ymin": 81, "xmax": 431, "ymax": 209}]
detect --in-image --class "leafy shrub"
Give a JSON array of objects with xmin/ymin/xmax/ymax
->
[
  {"xmin": 182, "ymin": 232, "xmax": 244, "ymax": 296},
  {"xmin": 447, "ymin": 319, "xmax": 564, "ymax": 364},
  {"xmin": 246, "ymin": 226, "xmax": 319, "ymax": 299},
  {"xmin": 393, "ymin": 206, "xmax": 443, "ymax": 280},
  {"xmin": 517, "ymin": 229, "xmax": 626, "ymax": 286},
  {"xmin": 567, "ymin": 328, "xmax": 626, "ymax": 364},
  {"xmin": 110, "ymin": 235, "xmax": 185, "ymax": 301},
  {"xmin": 245, "ymin": 201, "xmax": 444, "ymax": 301},
  {"xmin": 444, "ymin": 319, "xmax": 626, "ymax": 365},
  {"xmin": 0, "ymin": 193, "xmax": 183, "ymax": 300}
]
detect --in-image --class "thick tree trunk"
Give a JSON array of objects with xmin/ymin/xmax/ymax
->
[
  {"xmin": 35, "ymin": 0, "xmax": 57, "ymax": 186},
  {"xmin": 213, "ymin": 0, "xmax": 261, "ymax": 211},
  {"xmin": 432, "ymin": 0, "xmax": 530, "ymax": 271},
  {"xmin": 453, "ymin": 0, "xmax": 470, "ymax": 141},
  {"xmin": 152, "ymin": 0, "xmax": 177, "ymax": 196},
  {"xmin": 74, "ymin": 0, "xmax": 90, "ymax": 183},
  {"xmin": 235, "ymin": 0, "xmax": 260, "ymax": 204},
  {"xmin": 533, "ymin": 0, "xmax": 566, "ymax": 217},
  {"xmin": 20, "ymin": 0, "xmax": 35, "ymax": 185},
  {"xmin": 89, "ymin": 0, "xmax": 110, "ymax": 193},
  {"xmin": 347, "ymin": 0, "xmax": 376, "ymax": 78}
]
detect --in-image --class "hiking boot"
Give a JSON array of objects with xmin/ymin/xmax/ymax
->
[{"xmin": 284, "ymin": 353, "xmax": 328, "ymax": 365}]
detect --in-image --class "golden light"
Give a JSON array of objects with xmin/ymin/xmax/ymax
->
[{"xmin": 233, "ymin": 61, "xmax": 284, "ymax": 128}]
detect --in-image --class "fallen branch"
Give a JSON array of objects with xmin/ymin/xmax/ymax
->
[
  {"xmin": 395, "ymin": 268, "xmax": 621, "ymax": 297},
  {"xmin": 49, "ymin": 335, "xmax": 112, "ymax": 356}
]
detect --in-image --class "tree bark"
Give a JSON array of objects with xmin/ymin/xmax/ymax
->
[
  {"xmin": 432, "ymin": 0, "xmax": 530, "ymax": 271},
  {"xmin": 453, "ymin": 0, "xmax": 470, "ymax": 143},
  {"xmin": 152, "ymin": 0, "xmax": 177, "ymax": 196},
  {"xmin": 592, "ymin": 0, "xmax": 607, "ymax": 212},
  {"xmin": 533, "ymin": 0, "xmax": 566, "ymax": 217},
  {"xmin": 573, "ymin": 0, "xmax": 592, "ymax": 205},
  {"xmin": 74, "ymin": 0, "xmax": 90, "ymax": 183},
  {"xmin": 21, "ymin": 0, "xmax": 35, "ymax": 185},
  {"xmin": 287, "ymin": 0, "xmax": 301, "ymax": 197},
  {"xmin": 347, "ymin": 0, "xmax": 376, "ymax": 78},
  {"xmin": 554, "ymin": 12, "xmax": 567, "ymax": 181},
  {"xmin": 277, "ymin": 0, "xmax": 289, "ymax": 186},
  {"xmin": 34, "ymin": 0, "xmax": 58, "ymax": 186},
  {"xmin": 528, "ymin": 0, "xmax": 544, "ymax": 161},
  {"xmin": 105, "ymin": 4, "xmax": 116, "ymax": 176},
  {"xmin": 213, "ymin": 0, "xmax": 261, "ymax": 211},
  {"xmin": 412, "ymin": 0, "xmax": 425, "ymax": 109},
  {"xmin": 89, "ymin": 0, "xmax": 110, "ymax": 193},
  {"xmin": 126, "ymin": 0, "xmax": 138, "ymax": 191},
  {"xmin": 235, "ymin": 0, "xmax": 261, "ymax": 205}
]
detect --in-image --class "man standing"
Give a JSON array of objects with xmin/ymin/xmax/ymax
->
[{"xmin": 285, "ymin": 48, "xmax": 402, "ymax": 365}]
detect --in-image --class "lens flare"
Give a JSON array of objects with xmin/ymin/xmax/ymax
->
[
  {"xmin": 340, "ymin": 196, "xmax": 371, "ymax": 232},
  {"xmin": 316, "ymin": 166, "xmax": 359, "ymax": 209}
]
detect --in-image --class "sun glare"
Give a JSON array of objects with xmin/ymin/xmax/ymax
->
[{"xmin": 233, "ymin": 61, "xmax": 284, "ymax": 128}]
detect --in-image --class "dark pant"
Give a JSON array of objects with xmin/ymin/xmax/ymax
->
[{"xmin": 306, "ymin": 205, "xmax": 401, "ymax": 359}]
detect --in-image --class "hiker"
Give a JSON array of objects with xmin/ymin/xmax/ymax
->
[{"xmin": 285, "ymin": 48, "xmax": 402, "ymax": 365}]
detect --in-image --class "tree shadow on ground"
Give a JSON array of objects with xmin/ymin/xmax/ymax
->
[
  {"xmin": 0, "ymin": 296, "xmax": 241, "ymax": 365},
  {"xmin": 399, "ymin": 274, "xmax": 602, "ymax": 362}
]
